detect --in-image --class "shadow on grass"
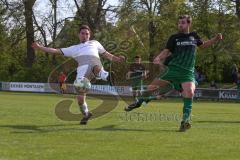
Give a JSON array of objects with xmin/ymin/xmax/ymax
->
[
  {"xmin": 195, "ymin": 120, "xmax": 240, "ymax": 124},
  {"xmin": 0, "ymin": 124, "xmax": 176, "ymax": 134}
]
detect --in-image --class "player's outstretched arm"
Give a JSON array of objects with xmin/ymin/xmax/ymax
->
[
  {"xmin": 153, "ymin": 49, "xmax": 171, "ymax": 65},
  {"xmin": 102, "ymin": 51, "xmax": 126, "ymax": 62},
  {"xmin": 31, "ymin": 42, "xmax": 62, "ymax": 55},
  {"xmin": 200, "ymin": 33, "xmax": 223, "ymax": 48}
]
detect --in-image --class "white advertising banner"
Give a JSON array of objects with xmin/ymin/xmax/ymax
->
[
  {"xmin": 1, "ymin": 82, "xmax": 239, "ymax": 100},
  {"xmin": 9, "ymin": 82, "xmax": 45, "ymax": 92},
  {"xmin": 89, "ymin": 85, "xmax": 131, "ymax": 96}
]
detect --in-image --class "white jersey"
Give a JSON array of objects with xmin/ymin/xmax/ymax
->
[
  {"xmin": 60, "ymin": 40, "xmax": 106, "ymax": 80},
  {"xmin": 60, "ymin": 40, "xmax": 106, "ymax": 66}
]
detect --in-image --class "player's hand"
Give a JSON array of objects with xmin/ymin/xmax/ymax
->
[
  {"xmin": 153, "ymin": 56, "xmax": 165, "ymax": 69},
  {"xmin": 215, "ymin": 33, "xmax": 223, "ymax": 41},
  {"xmin": 153, "ymin": 57, "xmax": 160, "ymax": 65},
  {"xmin": 117, "ymin": 55, "xmax": 126, "ymax": 62},
  {"xmin": 31, "ymin": 42, "xmax": 42, "ymax": 50}
]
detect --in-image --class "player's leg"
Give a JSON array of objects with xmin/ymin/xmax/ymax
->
[
  {"xmin": 60, "ymin": 83, "xmax": 66, "ymax": 94},
  {"xmin": 125, "ymin": 79, "xmax": 173, "ymax": 111},
  {"xmin": 76, "ymin": 92, "xmax": 92, "ymax": 125},
  {"xmin": 92, "ymin": 65, "xmax": 115, "ymax": 85},
  {"xmin": 59, "ymin": 82, "xmax": 63, "ymax": 94},
  {"xmin": 62, "ymin": 83, "xmax": 66, "ymax": 93},
  {"xmin": 137, "ymin": 65, "xmax": 173, "ymax": 103},
  {"xmin": 131, "ymin": 88, "xmax": 137, "ymax": 100},
  {"xmin": 75, "ymin": 65, "xmax": 93, "ymax": 125},
  {"xmin": 179, "ymin": 81, "xmax": 195, "ymax": 132},
  {"xmin": 131, "ymin": 80, "xmax": 142, "ymax": 100},
  {"xmin": 145, "ymin": 79, "xmax": 172, "ymax": 100}
]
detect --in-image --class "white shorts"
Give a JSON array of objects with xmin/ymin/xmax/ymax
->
[{"xmin": 76, "ymin": 64, "xmax": 103, "ymax": 81}]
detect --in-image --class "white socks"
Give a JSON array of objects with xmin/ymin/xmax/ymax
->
[
  {"xmin": 98, "ymin": 68, "xmax": 109, "ymax": 81},
  {"xmin": 80, "ymin": 102, "xmax": 89, "ymax": 116}
]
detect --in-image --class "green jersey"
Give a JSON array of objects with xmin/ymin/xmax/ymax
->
[
  {"xmin": 164, "ymin": 32, "xmax": 203, "ymax": 73},
  {"xmin": 129, "ymin": 63, "xmax": 145, "ymax": 80},
  {"xmin": 129, "ymin": 63, "xmax": 145, "ymax": 90}
]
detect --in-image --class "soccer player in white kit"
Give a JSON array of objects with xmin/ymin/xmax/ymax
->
[{"xmin": 32, "ymin": 25, "xmax": 125, "ymax": 124}]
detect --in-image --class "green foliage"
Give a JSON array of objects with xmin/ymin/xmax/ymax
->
[
  {"xmin": 0, "ymin": 0, "xmax": 240, "ymax": 83},
  {"xmin": 190, "ymin": 0, "xmax": 240, "ymax": 81}
]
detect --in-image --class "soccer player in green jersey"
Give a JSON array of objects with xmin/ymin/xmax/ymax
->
[
  {"xmin": 125, "ymin": 15, "xmax": 222, "ymax": 131},
  {"xmin": 126, "ymin": 55, "xmax": 147, "ymax": 100}
]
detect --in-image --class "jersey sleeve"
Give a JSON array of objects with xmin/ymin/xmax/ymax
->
[
  {"xmin": 165, "ymin": 35, "xmax": 175, "ymax": 53},
  {"xmin": 95, "ymin": 41, "xmax": 106, "ymax": 54},
  {"xmin": 193, "ymin": 32, "xmax": 204, "ymax": 46},
  {"xmin": 60, "ymin": 45, "xmax": 78, "ymax": 57}
]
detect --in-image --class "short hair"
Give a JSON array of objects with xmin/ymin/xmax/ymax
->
[
  {"xmin": 79, "ymin": 25, "xmax": 91, "ymax": 33},
  {"xmin": 135, "ymin": 55, "xmax": 141, "ymax": 59},
  {"xmin": 179, "ymin": 15, "xmax": 192, "ymax": 24}
]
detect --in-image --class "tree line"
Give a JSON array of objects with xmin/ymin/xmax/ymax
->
[{"xmin": 0, "ymin": 0, "xmax": 239, "ymax": 83}]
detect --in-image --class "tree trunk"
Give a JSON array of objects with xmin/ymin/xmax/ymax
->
[
  {"xmin": 148, "ymin": 20, "xmax": 155, "ymax": 62},
  {"xmin": 23, "ymin": 0, "xmax": 36, "ymax": 68},
  {"xmin": 75, "ymin": 0, "xmax": 106, "ymax": 34}
]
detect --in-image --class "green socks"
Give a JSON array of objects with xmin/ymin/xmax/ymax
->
[
  {"xmin": 182, "ymin": 98, "xmax": 193, "ymax": 122},
  {"xmin": 137, "ymin": 91, "xmax": 157, "ymax": 104}
]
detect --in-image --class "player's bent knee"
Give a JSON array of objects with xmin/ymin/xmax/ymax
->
[
  {"xmin": 93, "ymin": 65, "xmax": 101, "ymax": 75},
  {"xmin": 189, "ymin": 92, "xmax": 195, "ymax": 98},
  {"xmin": 147, "ymin": 85, "xmax": 158, "ymax": 92},
  {"xmin": 183, "ymin": 90, "xmax": 195, "ymax": 98}
]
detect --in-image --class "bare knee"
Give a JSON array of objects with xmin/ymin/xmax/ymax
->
[
  {"xmin": 93, "ymin": 65, "xmax": 101, "ymax": 75},
  {"xmin": 147, "ymin": 85, "xmax": 158, "ymax": 92},
  {"xmin": 182, "ymin": 89, "xmax": 195, "ymax": 98},
  {"xmin": 181, "ymin": 82, "xmax": 195, "ymax": 98}
]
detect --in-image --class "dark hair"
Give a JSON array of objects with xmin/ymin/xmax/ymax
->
[
  {"xmin": 79, "ymin": 25, "xmax": 91, "ymax": 33},
  {"xmin": 135, "ymin": 55, "xmax": 141, "ymax": 59},
  {"xmin": 179, "ymin": 15, "xmax": 192, "ymax": 24}
]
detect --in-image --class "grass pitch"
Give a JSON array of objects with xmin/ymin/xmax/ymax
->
[{"xmin": 0, "ymin": 91, "xmax": 240, "ymax": 160}]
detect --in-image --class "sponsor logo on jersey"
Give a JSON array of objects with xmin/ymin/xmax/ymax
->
[{"xmin": 176, "ymin": 41, "xmax": 195, "ymax": 46}]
